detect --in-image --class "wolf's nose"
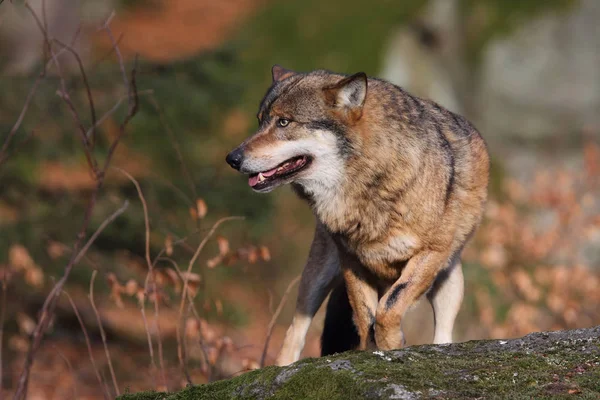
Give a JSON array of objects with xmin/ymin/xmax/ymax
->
[{"xmin": 226, "ymin": 148, "xmax": 244, "ymax": 170}]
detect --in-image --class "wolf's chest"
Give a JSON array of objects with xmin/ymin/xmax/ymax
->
[{"xmin": 337, "ymin": 231, "xmax": 420, "ymax": 280}]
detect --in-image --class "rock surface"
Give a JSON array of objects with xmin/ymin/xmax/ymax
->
[
  {"xmin": 477, "ymin": 0, "xmax": 600, "ymax": 150},
  {"xmin": 119, "ymin": 326, "xmax": 600, "ymax": 399}
]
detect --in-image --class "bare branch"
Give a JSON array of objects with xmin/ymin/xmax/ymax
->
[
  {"xmin": 113, "ymin": 167, "xmax": 167, "ymax": 390},
  {"xmin": 89, "ymin": 271, "xmax": 119, "ymax": 396},
  {"xmin": 176, "ymin": 216, "xmax": 244, "ymax": 381},
  {"xmin": 24, "ymin": 2, "xmax": 98, "ymax": 175},
  {"xmin": 149, "ymin": 95, "xmax": 198, "ymax": 201},
  {"xmin": 0, "ymin": 13, "xmax": 83, "ymax": 169},
  {"xmin": 91, "ymin": 32, "xmax": 124, "ymax": 70},
  {"xmin": 85, "ymin": 89, "xmax": 154, "ymax": 139},
  {"xmin": 0, "ymin": 276, "xmax": 7, "ymax": 400},
  {"xmin": 260, "ymin": 275, "xmax": 301, "ymax": 367},
  {"xmin": 103, "ymin": 55, "xmax": 139, "ymax": 171},
  {"xmin": 52, "ymin": 38, "xmax": 98, "ymax": 146},
  {"xmin": 75, "ymin": 201, "xmax": 129, "ymax": 265},
  {"xmin": 140, "ymin": 272, "xmax": 157, "ymax": 375},
  {"xmin": 13, "ymin": 6, "xmax": 139, "ymax": 393},
  {"xmin": 100, "ymin": 11, "xmax": 131, "ymax": 107},
  {"xmin": 156, "ymin": 257, "xmax": 193, "ymax": 385},
  {"xmin": 64, "ymin": 291, "xmax": 110, "ymax": 400},
  {"xmin": 0, "ymin": 73, "xmax": 44, "ymax": 168}
]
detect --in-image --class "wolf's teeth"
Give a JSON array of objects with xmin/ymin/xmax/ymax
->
[
  {"xmin": 277, "ymin": 167, "xmax": 283, "ymax": 172},
  {"xmin": 258, "ymin": 173, "xmax": 265, "ymax": 182}
]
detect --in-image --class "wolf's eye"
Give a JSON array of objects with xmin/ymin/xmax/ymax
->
[{"xmin": 277, "ymin": 118, "xmax": 290, "ymax": 128}]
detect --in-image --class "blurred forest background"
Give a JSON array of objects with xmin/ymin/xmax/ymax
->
[{"xmin": 1, "ymin": 0, "xmax": 599, "ymax": 398}]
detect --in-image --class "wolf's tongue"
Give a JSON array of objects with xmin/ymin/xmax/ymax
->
[
  {"xmin": 248, "ymin": 175, "xmax": 260, "ymax": 187},
  {"xmin": 262, "ymin": 168, "xmax": 278, "ymax": 177}
]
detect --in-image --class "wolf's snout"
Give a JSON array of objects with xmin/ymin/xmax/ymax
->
[{"xmin": 226, "ymin": 148, "xmax": 244, "ymax": 170}]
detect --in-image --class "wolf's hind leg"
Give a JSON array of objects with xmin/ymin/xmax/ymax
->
[
  {"xmin": 342, "ymin": 263, "xmax": 379, "ymax": 351},
  {"xmin": 321, "ymin": 280, "xmax": 359, "ymax": 356},
  {"xmin": 275, "ymin": 224, "xmax": 340, "ymax": 366},
  {"xmin": 427, "ymin": 259, "xmax": 464, "ymax": 344}
]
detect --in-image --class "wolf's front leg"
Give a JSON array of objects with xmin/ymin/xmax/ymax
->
[
  {"xmin": 375, "ymin": 250, "xmax": 452, "ymax": 350},
  {"xmin": 275, "ymin": 224, "xmax": 340, "ymax": 366}
]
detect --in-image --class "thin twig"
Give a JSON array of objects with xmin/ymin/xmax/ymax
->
[
  {"xmin": 175, "ymin": 216, "xmax": 243, "ymax": 381},
  {"xmin": 260, "ymin": 275, "xmax": 301, "ymax": 367},
  {"xmin": 52, "ymin": 38, "xmax": 97, "ymax": 146},
  {"xmin": 74, "ymin": 201, "xmax": 129, "ymax": 265},
  {"xmin": 139, "ymin": 272, "xmax": 157, "ymax": 375},
  {"xmin": 267, "ymin": 289, "xmax": 275, "ymax": 316},
  {"xmin": 89, "ymin": 271, "xmax": 119, "ymax": 396},
  {"xmin": 90, "ymin": 32, "xmax": 124, "ymax": 70},
  {"xmin": 134, "ymin": 231, "xmax": 198, "ymax": 381},
  {"xmin": 64, "ymin": 292, "xmax": 110, "ymax": 400},
  {"xmin": 148, "ymin": 95, "xmax": 198, "ymax": 200},
  {"xmin": 0, "ymin": 73, "xmax": 44, "ymax": 168},
  {"xmin": 156, "ymin": 257, "xmax": 193, "ymax": 385},
  {"xmin": 51, "ymin": 344, "xmax": 79, "ymax": 400},
  {"xmin": 0, "ymin": 20, "xmax": 82, "ymax": 168},
  {"xmin": 149, "ymin": 171, "xmax": 195, "ymax": 208},
  {"xmin": 113, "ymin": 167, "xmax": 168, "ymax": 390},
  {"xmin": 103, "ymin": 54, "xmax": 139, "ymax": 170},
  {"xmin": 185, "ymin": 296, "xmax": 212, "ymax": 379},
  {"xmin": 13, "ymin": 8, "xmax": 139, "ymax": 397},
  {"xmin": 24, "ymin": 2, "xmax": 97, "ymax": 175},
  {"xmin": 85, "ymin": 89, "xmax": 154, "ymax": 139},
  {"xmin": 0, "ymin": 277, "xmax": 7, "ymax": 400},
  {"xmin": 100, "ymin": 11, "xmax": 131, "ymax": 107}
]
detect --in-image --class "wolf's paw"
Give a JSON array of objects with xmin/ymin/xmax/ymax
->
[{"xmin": 374, "ymin": 325, "xmax": 406, "ymax": 351}]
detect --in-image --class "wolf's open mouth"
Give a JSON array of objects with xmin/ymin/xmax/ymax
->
[{"xmin": 248, "ymin": 155, "xmax": 311, "ymax": 190}]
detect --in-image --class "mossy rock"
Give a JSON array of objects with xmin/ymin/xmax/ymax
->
[{"xmin": 120, "ymin": 326, "xmax": 600, "ymax": 399}]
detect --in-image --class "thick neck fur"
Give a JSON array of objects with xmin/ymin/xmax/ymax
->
[
  {"xmin": 290, "ymin": 78, "xmax": 458, "ymax": 250},
  {"xmin": 299, "ymin": 85, "xmax": 434, "ymax": 244}
]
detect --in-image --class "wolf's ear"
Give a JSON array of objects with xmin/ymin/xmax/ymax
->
[
  {"xmin": 272, "ymin": 65, "xmax": 295, "ymax": 82},
  {"xmin": 323, "ymin": 72, "xmax": 368, "ymax": 118}
]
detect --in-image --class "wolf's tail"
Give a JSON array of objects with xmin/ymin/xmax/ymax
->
[{"xmin": 320, "ymin": 280, "xmax": 359, "ymax": 356}]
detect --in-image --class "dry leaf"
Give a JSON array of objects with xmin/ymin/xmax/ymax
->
[
  {"xmin": 46, "ymin": 241, "xmax": 65, "ymax": 260},
  {"xmin": 164, "ymin": 268, "xmax": 181, "ymax": 293},
  {"xmin": 259, "ymin": 246, "xmax": 271, "ymax": 262},
  {"xmin": 165, "ymin": 234, "xmax": 173, "ymax": 256},
  {"xmin": 185, "ymin": 318, "xmax": 200, "ymax": 339},
  {"xmin": 24, "ymin": 267, "xmax": 44, "ymax": 288},
  {"xmin": 196, "ymin": 198, "xmax": 208, "ymax": 219},
  {"xmin": 207, "ymin": 255, "xmax": 222, "ymax": 269},
  {"xmin": 9, "ymin": 336, "xmax": 29, "ymax": 352},
  {"xmin": 9, "ymin": 245, "xmax": 36, "ymax": 272},
  {"xmin": 181, "ymin": 272, "xmax": 201, "ymax": 284},
  {"xmin": 125, "ymin": 279, "xmax": 139, "ymax": 296},
  {"xmin": 17, "ymin": 313, "xmax": 36, "ymax": 335},
  {"xmin": 136, "ymin": 288, "xmax": 146, "ymax": 305},
  {"xmin": 217, "ymin": 236, "xmax": 229, "ymax": 256},
  {"xmin": 247, "ymin": 247, "xmax": 258, "ymax": 264}
]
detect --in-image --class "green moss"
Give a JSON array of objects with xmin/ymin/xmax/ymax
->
[{"xmin": 120, "ymin": 327, "xmax": 600, "ymax": 399}]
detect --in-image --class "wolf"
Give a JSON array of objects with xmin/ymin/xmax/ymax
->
[{"xmin": 226, "ymin": 66, "xmax": 489, "ymax": 366}]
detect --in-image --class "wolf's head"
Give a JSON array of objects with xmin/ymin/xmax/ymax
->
[{"xmin": 226, "ymin": 66, "xmax": 368, "ymax": 194}]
